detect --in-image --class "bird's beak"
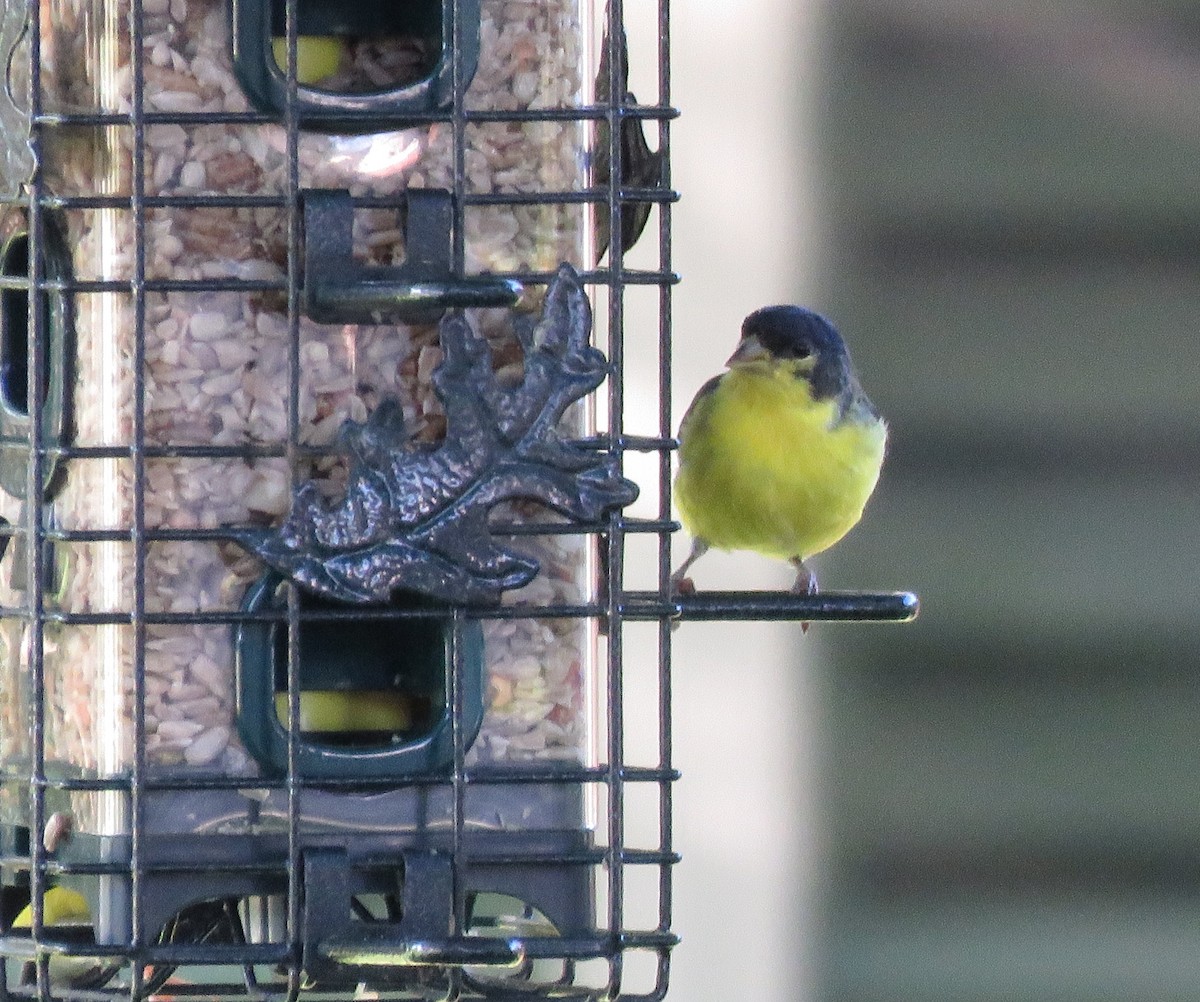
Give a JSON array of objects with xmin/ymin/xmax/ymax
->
[{"xmin": 726, "ymin": 334, "xmax": 769, "ymax": 368}]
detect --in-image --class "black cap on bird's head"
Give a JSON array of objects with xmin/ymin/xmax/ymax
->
[{"xmin": 727, "ymin": 305, "xmax": 856, "ymax": 403}]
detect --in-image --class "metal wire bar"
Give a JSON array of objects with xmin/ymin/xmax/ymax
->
[
  {"xmin": 23, "ymin": 0, "xmax": 49, "ymax": 994},
  {"xmin": 32, "ymin": 105, "xmax": 679, "ymax": 129},
  {"xmin": 604, "ymin": 0, "xmax": 628, "ymax": 992},
  {"xmin": 37, "ymin": 190, "xmax": 680, "ymax": 212},
  {"xmin": 5, "ymin": 587, "xmax": 917, "ymax": 620},
  {"xmin": 631, "ymin": 590, "xmax": 920, "ymax": 623},
  {"xmin": 29, "ymin": 519, "xmax": 676, "ymax": 540},
  {"xmin": 23, "ymin": 439, "xmax": 669, "ymax": 459},
  {"xmin": 280, "ymin": 0, "xmax": 304, "ymax": 996},
  {"xmin": 1, "ymin": 763, "xmax": 680, "ymax": 797},
  {"xmin": 130, "ymin": 0, "xmax": 152, "ymax": 990},
  {"xmin": 447, "ymin": 3, "xmax": 477, "ymax": 992},
  {"xmin": 28, "ymin": 268, "xmax": 681, "ymax": 293},
  {"xmin": 654, "ymin": 0, "xmax": 676, "ymax": 994}
]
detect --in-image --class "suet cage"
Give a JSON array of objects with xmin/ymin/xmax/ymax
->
[{"xmin": 0, "ymin": 0, "xmax": 916, "ymax": 998}]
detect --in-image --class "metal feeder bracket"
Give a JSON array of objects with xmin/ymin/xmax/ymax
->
[
  {"xmin": 301, "ymin": 188, "xmax": 521, "ymax": 325},
  {"xmin": 34, "ymin": 827, "xmax": 603, "ymax": 986}
]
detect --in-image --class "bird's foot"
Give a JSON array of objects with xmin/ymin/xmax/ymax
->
[
  {"xmin": 669, "ymin": 538, "xmax": 710, "ymax": 602},
  {"xmin": 666, "ymin": 572, "xmax": 695, "ymax": 633},
  {"xmin": 790, "ymin": 559, "xmax": 818, "ymax": 595},
  {"xmin": 790, "ymin": 559, "xmax": 818, "ymax": 634},
  {"xmin": 669, "ymin": 572, "xmax": 697, "ymax": 597}
]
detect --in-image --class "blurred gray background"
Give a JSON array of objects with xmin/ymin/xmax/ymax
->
[{"xmin": 631, "ymin": 0, "xmax": 1200, "ymax": 998}]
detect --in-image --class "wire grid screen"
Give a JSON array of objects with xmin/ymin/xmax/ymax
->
[{"xmin": 0, "ymin": 0, "xmax": 678, "ymax": 998}]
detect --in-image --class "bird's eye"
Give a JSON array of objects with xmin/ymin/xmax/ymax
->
[{"xmin": 793, "ymin": 344, "xmax": 812, "ymax": 359}]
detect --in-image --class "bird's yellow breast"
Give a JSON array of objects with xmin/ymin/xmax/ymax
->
[{"xmin": 674, "ymin": 364, "xmax": 886, "ymax": 560}]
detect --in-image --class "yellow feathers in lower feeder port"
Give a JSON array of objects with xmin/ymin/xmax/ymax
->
[
  {"xmin": 12, "ymin": 885, "xmax": 91, "ymax": 929},
  {"xmin": 271, "ymin": 36, "xmax": 345, "ymax": 85},
  {"xmin": 12, "ymin": 885, "xmax": 99, "ymax": 986},
  {"xmin": 672, "ymin": 305, "xmax": 887, "ymax": 603},
  {"xmin": 275, "ymin": 690, "xmax": 415, "ymax": 734}
]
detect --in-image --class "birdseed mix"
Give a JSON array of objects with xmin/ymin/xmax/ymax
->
[{"xmin": 0, "ymin": 0, "xmax": 599, "ymax": 819}]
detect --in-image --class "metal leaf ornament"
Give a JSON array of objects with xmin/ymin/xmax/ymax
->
[
  {"xmin": 0, "ymin": 0, "xmax": 35, "ymax": 199},
  {"xmin": 593, "ymin": 17, "xmax": 664, "ymax": 261},
  {"xmin": 232, "ymin": 264, "xmax": 637, "ymax": 604}
]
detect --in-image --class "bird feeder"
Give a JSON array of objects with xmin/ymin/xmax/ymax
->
[{"xmin": 0, "ymin": 0, "xmax": 915, "ymax": 997}]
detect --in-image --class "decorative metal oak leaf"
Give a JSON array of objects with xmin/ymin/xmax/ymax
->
[
  {"xmin": 0, "ymin": 0, "xmax": 35, "ymax": 200},
  {"xmin": 593, "ymin": 13, "xmax": 664, "ymax": 260},
  {"xmin": 230, "ymin": 263, "xmax": 637, "ymax": 605}
]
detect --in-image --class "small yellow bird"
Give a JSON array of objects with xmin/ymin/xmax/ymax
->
[{"xmin": 671, "ymin": 305, "xmax": 887, "ymax": 599}]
